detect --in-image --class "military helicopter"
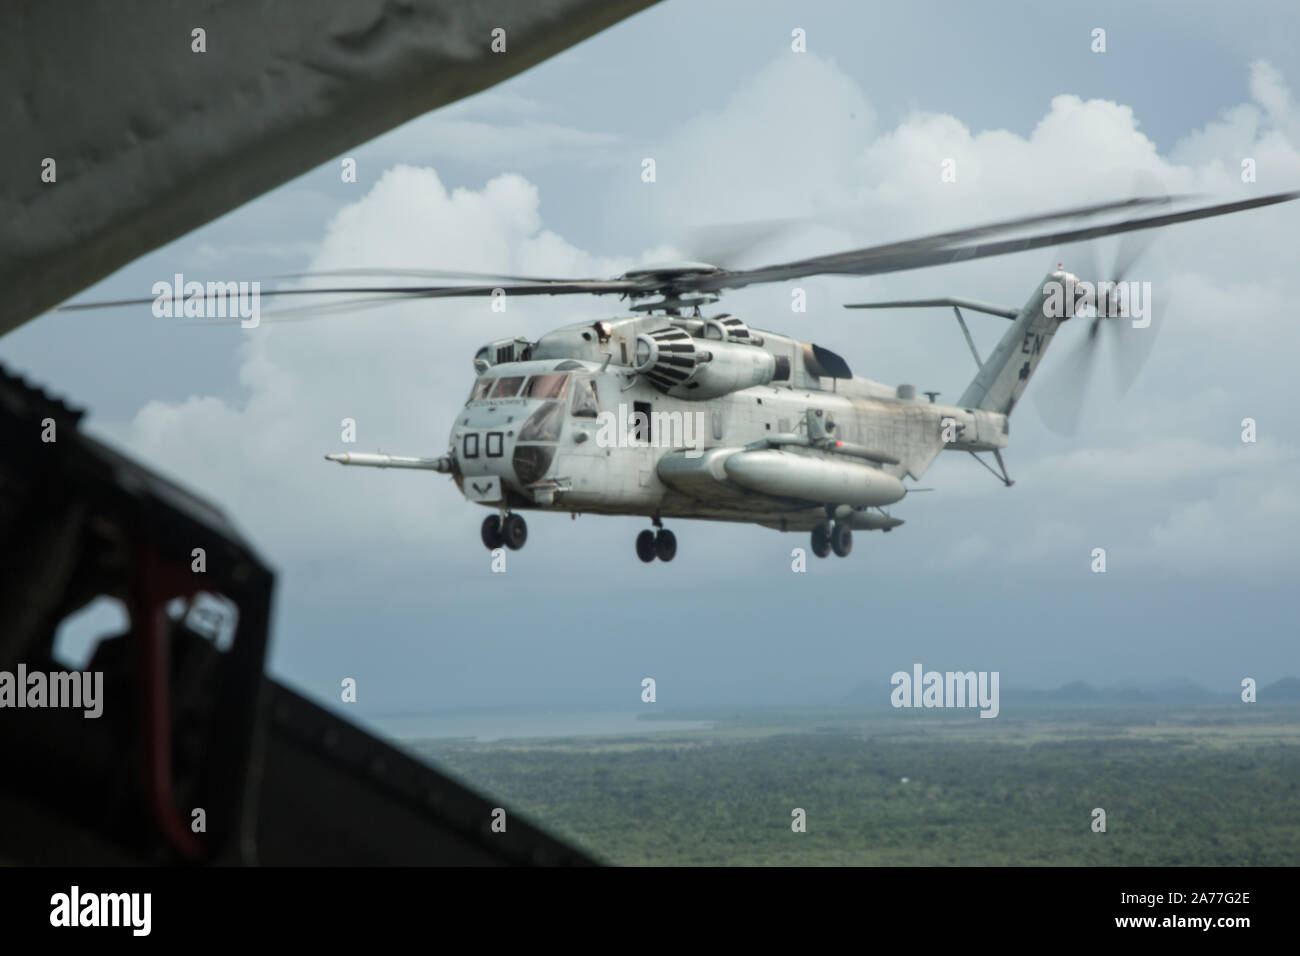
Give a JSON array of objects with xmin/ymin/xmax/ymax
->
[{"xmin": 64, "ymin": 190, "xmax": 1298, "ymax": 562}]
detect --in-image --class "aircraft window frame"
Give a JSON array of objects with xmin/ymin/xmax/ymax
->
[
  {"xmin": 519, "ymin": 401, "xmax": 564, "ymax": 442},
  {"xmin": 469, "ymin": 378, "xmax": 495, "ymax": 402},
  {"xmin": 490, "ymin": 376, "xmax": 524, "ymax": 399},
  {"xmin": 463, "ymin": 433, "xmax": 480, "ymax": 458},
  {"xmin": 522, "ymin": 373, "xmax": 570, "ymax": 400},
  {"xmin": 570, "ymin": 377, "xmax": 599, "ymax": 418},
  {"xmin": 485, "ymin": 432, "xmax": 503, "ymax": 457}
]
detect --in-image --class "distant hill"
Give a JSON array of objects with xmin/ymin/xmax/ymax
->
[
  {"xmin": 1146, "ymin": 679, "xmax": 1219, "ymax": 703},
  {"xmin": 1002, "ymin": 681, "xmax": 1219, "ymax": 704},
  {"xmin": 1263, "ymin": 676, "xmax": 1300, "ymax": 700},
  {"xmin": 842, "ymin": 680, "xmax": 893, "ymax": 709},
  {"xmin": 1053, "ymin": 680, "xmax": 1102, "ymax": 701},
  {"xmin": 843, "ymin": 676, "xmax": 1300, "ymax": 708}
]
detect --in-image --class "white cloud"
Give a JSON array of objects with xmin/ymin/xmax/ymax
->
[
  {"xmin": 1171, "ymin": 59, "xmax": 1300, "ymax": 191},
  {"xmin": 612, "ymin": 53, "xmax": 878, "ymax": 232}
]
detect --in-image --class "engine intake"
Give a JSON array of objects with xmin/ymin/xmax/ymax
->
[
  {"xmin": 634, "ymin": 327, "xmax": 775, "ymax": 399},
  {"xmin": 702, "ymin": 313, "xmax": 763, "ymax": 346},
  {"xmin": 634, "ymin": 327, "xmax": 698, "ymax": 391}
]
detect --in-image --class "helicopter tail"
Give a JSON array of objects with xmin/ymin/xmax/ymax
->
[{"xmin": 956, "ymin": 270, "xmax": 1070, "ymax": 416}]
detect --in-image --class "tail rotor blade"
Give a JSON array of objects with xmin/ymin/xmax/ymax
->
[
  {"xmin": 1111, "ymin": 291, "xmax": 1168, "ymax": 396},
  {"xmin": 1110, "ymin": 228, "xmax": 1154, "ymax": 283},
  {"xmin": 1104, "ymin": 172, "xmax": 1165, "ymax": 310},
  {"xmin": 1111, "ymin": 172, "xmax": 1169, "ymax": 283},
  {"xmin": 1033, "ymin": 324, "xmax": 1102, "ymax": 435}
]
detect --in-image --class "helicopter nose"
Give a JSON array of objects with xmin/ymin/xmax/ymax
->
[
  {"xmin": 455, "ymin": 424, "xmax": 514, "ymax": 479},
  {"xmin": 453, "ymin": 399, "xmax": 562, "ymax": 497}
]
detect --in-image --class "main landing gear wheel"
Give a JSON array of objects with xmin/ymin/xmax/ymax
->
[
  {"xmin": 654, "ymin": 528, "xmax": 676, "ymax": 562},
  {"xmin": 810, "ymin": 524, "xmax": 831, "ymax": 558},
  {"xmin": 502, "ymin": 513, "xmax": 527, "ymax": 550},
  {"xmin": 636, "ymin": 529, "xmax": 657, "ymax": 563},
  {"xmin": 482, "ymin": 514, "xmax": 527, "ymax": 550},
  {"xmin": 831, "ymin": 522, "xmax": 853, "ymax": 558},
  {"xmin": 481, "ymin": 515, "xmax": 503, "ymax": 550}
]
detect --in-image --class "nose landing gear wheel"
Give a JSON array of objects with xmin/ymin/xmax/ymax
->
[
  {"xmin": 831, "ymin": 522, "xmax": 853, "ymax": 557},
  {"xmin": 810, "ymin": 524, "xmax": 831, "ymax": 558},
  {"xmin": 481, "ymin": 515, "xmax": 504, "ymax": 550},
  {"xmin": 654, "ymin": 528, "xmax": 676, "ymax": 562},
  {"xmin": 502, "ymin": 513, "xmax": 527, "ymax": 550},
  {"xmin": 636, "ymin": 529, "xmax": 657, "ymax": 562}
]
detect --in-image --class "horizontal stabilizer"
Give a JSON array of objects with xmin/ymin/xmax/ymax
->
[{"xmin": 844, "ymin": 297, "xmax": 1018, "ymax": 319}]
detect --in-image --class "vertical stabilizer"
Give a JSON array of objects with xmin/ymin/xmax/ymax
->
[{"xmin": 957, "ymin": 270, "xmax": 1072, "ymax": 416}]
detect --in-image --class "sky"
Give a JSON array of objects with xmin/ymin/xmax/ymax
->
[{"xmin": 8, "ymin": 0, "xmax": 1299, "ymax": 719}]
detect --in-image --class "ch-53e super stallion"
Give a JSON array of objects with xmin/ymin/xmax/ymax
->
[{"xmin": 63, "ymin": 190, "xmax": 1298, "ymax": 563}]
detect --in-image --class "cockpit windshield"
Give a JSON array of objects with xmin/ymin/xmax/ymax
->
[
  {"xmin": 489, "ymin": 376, "xmax": 525, "ymax": 399},
  {"xmin": 469, "ymin": 378, "xmax": 494, "ymax": 402},
  {"xmin": 522, "ymin": 373, "xmax": 570, "ymax": 400}
]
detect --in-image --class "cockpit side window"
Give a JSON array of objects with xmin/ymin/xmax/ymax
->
[
  {"xmin": 469, "ymin": 378, "xmax": 494, "ymax": 402},
  {"xmin": 489, "ymin": 376, "xmax": 524, "ymax": 398},
  {"xmin": 522, "ymin": 373, "xmax": 569, "ymax": 400},
  {"xmin": 570, "ymin": 377, "xmax": 599, "ymax": 418}
]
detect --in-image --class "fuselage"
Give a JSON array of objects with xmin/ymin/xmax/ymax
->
[{"xmin": 450, "ymin": 314, "xmax": 1009, "ymax": 530}]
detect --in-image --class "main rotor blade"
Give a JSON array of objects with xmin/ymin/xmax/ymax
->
[
  {"xmin": 49, "ymin": 196, "xmax": 1198, "ymax": 313},
  {"xmin": 815, "ymin": 195, "xmax": 1189, "ymax": 265},
  {"xmin": 711, "ymin": 195, "xmax": 1188, "ymax": 284},
  {"xmin": 168, "ymin": 296, "xmax": 430, "ymax": 326},
  {"xmin": 55, "ymin": 278, "xmax": 649, "ymax": 313},
  {"xmin": 54, "ymin": 191, "xmax": 1297, "ymax": 316},
  {"xmin": 268, "ymin": 267, "xmax": 570, "ymax": 283},
  {"xmin": 687, "ymin": 191, "xmax": 1299, "ymax": 293}
]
